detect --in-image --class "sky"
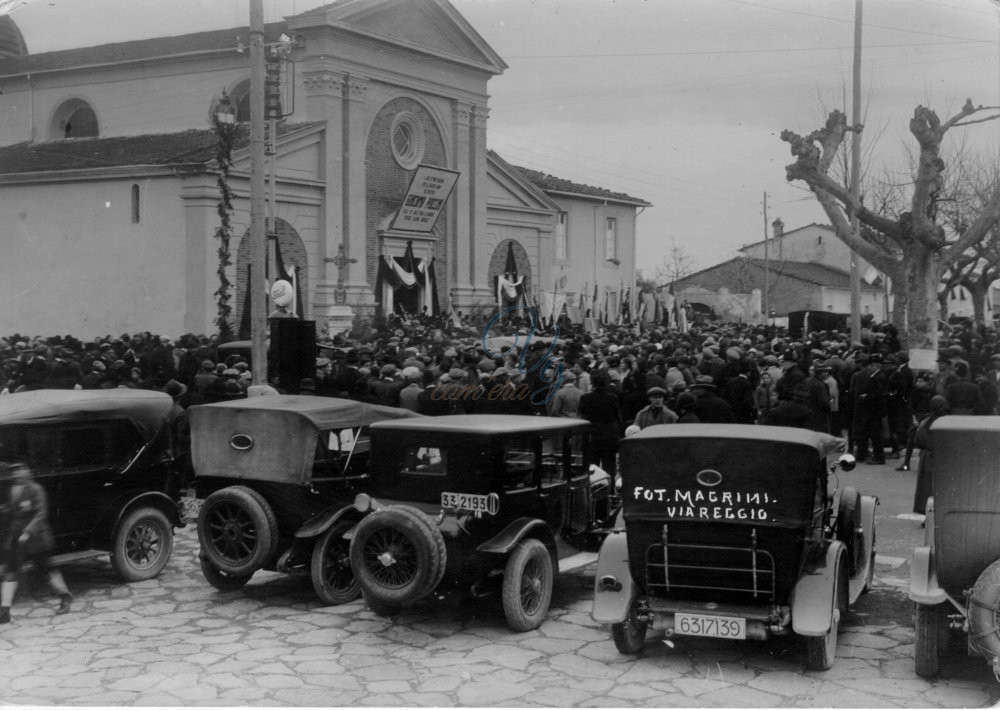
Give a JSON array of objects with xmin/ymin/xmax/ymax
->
[{"xmin": 5, "ymin": 0, "xmax": 1000, "ymax": 276}]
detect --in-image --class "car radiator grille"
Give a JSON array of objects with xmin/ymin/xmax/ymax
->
[{"xmin": 644, "ymin": 524, "xmax": 777, "ymax": 601}]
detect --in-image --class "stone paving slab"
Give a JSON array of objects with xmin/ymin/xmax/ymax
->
[{"xmin": 0, "ymin": 525, "xmax": 996, "ymax": 707}]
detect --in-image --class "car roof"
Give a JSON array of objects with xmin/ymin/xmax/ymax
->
[
  {"xmin": 625, "ymin": 423, "xmax": 844, "ymax": 457},
  {"xmin": 931, "ymin": 415, "xmax": 1000, "ymax": 432},
  {"xmin": 370, "ymin": 414, "xmax": 591, "ymax": 436},
  {"xmin": 0, "ymin": 389, "xmax": 175, "ymax": 439},
  {"xmin": 190, "ymin": 395, "xmax": 422, "ymax": 429}
]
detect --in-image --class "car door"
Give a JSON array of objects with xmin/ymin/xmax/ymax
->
[{"xmin": 54, "ymin": 419, "xmax": 143, "ymax": 540}]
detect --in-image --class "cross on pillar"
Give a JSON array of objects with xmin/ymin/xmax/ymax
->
[{"xmin": 328, "ymin": 243, "xmax": 357, "ymax": 304}]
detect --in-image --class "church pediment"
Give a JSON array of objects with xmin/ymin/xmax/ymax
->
[{"xmin": 291, "ymin": 0, "xmax": 506, "ymax": 74}]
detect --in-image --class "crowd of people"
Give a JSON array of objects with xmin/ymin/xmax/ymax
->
[{"xmin": 3, "ymin": 313, "xmax": 1000, "ymax": 475}]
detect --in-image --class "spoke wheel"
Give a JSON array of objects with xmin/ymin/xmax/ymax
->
[
  {"xmin": 111, "ymin": 507, "xmax": 174, "ymax": 582},
  {"xmin": 501, "ymin": 538, "xmax": 553, "ymax": 632},
  {"xmin": 311, "ymin": 521, "xmax": 361, "ymax": 605},
  {"xmin": 197, "ymin": 486, "xmax": 278, "ymax": 577},
  {"xmin": 350, "ymin": 505, "xmax": 446, "ymax": 609}
]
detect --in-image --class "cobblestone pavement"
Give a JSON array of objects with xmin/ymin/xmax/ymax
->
[{"xmin": 0, "ymin": 524, "xmax": 997, "ymax": 707}]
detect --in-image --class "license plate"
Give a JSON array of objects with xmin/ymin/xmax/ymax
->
[
  {"xmin": 674, "ymin": 613, "xmax": 746, "ymax": 640},
  {"xmin": 441, "ymin": 491, "xmax": 499, "ymax": 516}
]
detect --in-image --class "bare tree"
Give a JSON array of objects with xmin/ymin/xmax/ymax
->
[{"xmin": 781, "ymin": 100, "xmax": 1000, "ymax": 354}]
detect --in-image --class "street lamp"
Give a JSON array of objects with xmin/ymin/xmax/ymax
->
[{"xmin": 215, "ymin": 91, "xmax": 236, "ymax": 127}]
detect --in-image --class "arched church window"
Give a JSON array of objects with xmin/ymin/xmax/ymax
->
[{"xmin": 50, "ymin": 99, "xmax": 99, "ymax": 139}]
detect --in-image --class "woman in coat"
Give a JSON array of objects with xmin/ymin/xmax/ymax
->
[{"xmin": 0, "ymin": 462, "xmax": 72, "ymax": 623}]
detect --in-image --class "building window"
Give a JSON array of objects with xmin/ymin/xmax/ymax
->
[
  {"xmin": 605, "ymin": 217, "xmax": 618, "ymax": 263},
  {"xmin": 555, "ymin": 213, "xmax": 567, "ymax": 260},
  {"xmin": 391, "ymin": 112, "xmax": 425, "ymax": 170},
  {"xmin": 131, "ymin": 184, "xmax": 140, "ymax": 223},
  {"xmin": 50, "ymin": 98, "xmax": 99, "ymax": 140}
]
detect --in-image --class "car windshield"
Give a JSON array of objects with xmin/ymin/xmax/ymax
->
[{"xmin": 313, "ymin": 426, "xmax": 371, "ymax": 479}]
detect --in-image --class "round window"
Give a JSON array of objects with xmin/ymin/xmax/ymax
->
[{"xmin": 391, "ymin": 112, "xmax": 425, "ymax": 169}]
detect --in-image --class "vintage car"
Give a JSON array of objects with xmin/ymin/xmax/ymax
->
[
  {"xmin": 0, "ymin": 389, "xmax": 188, "ymax": 581},
  {"xmin": 909, "ymin": 416, "xmax": 1000, "ymax": 678},
  {"xmin": 592, "ymin": 424, "xmax": 876, "ymax": 670},
  {"xmin": 189, "ymin": 395, "xmax": 419, "ymax": 601},
  {"xmin": 343, "ymin": 414, "xmax": 620, "ymax": 631}
]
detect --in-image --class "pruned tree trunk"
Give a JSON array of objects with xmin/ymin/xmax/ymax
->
[{"xmin": 782, "ymin": 100, "xmax": 1000, "ymax": 362}]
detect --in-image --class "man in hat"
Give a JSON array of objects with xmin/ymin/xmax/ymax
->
[
  {"xmin": 579, "ymin": 371, "xmax": 624, "ymax": 477},
  {"xmin": 398, "ymin": 367, "xmax": 424, "ymax": 412},
  {"xmin": 546, "ymin": 370, "xmax": 582, "ymax": 418},
  {"xmin": 0, "ymin": 463, "xmax": 73, "ymax": 623},
  {"xmin": 633, "ymin": 386, "xmax": 678, "ymax": 429},
  {"xmin": 688, "ymin": 375, "xmax": 735, "ymax": 423},
  {"xmin": 370, "ymin": 363, "xmax": 405, "ymax": 407},
  {"xmin": 850, "ymin": 352, "xmax": 888, "ymax": 464}
]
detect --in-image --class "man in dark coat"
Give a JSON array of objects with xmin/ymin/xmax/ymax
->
[
  {"xmin": 850, "ymin": 353, "xmax": 888, "ymax": 464},
  {"xmin": 579, "ymin": 371, "xmax": 624, "ymax": 478},
  {"xmin": 688, "ymin": 375, "xmax": 734, "ymax": 423},
  {"xmin": 0, "ymin": 463, "xmax": 73, "ymax": 623}
]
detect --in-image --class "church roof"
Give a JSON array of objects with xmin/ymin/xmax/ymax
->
[
  {"xmin": 512, "ymin": 165, "xmax": 651, "ymax": 207},
  {"xmin": 0, "ymin": 22, "xmax": 289, "ymax": 77},
  {"xmin": 0, "ymin": 15, "xmax": 28, "ymax": 60},
  {"xmin": 0, "ymin": 122, "xmax": 323, "ymax": 175}
]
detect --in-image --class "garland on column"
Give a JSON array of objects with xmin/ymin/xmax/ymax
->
[{"xmin": 212, "ymin": 112, "xmax": 238, "ymax": 342}]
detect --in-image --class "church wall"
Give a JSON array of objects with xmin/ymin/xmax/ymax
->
[{"xmin": 0, "ymin": 177, "xmax": 190, "ymax": 338}]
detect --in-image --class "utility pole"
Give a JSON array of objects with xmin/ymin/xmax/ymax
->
[
  {"xmin": 249, "ymin": 0, "xmax": 267, "ymax": 385},
  {"xmin": 762, "ymin": 192, "xmax": 769, "ymax": 323},
  {"xmin": 849, "ymin": 0, "xmax": 863, "ymax": 339}
]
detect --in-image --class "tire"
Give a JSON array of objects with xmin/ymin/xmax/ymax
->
[
  {"xmin": 501, "ymin": 538, "xmax": 554, "ymax": 632},
  {"xmin": 200, "ymin": 554, "xmax": 253, "ymax": 591},
  {"xmin": 805, "ymin": 558, "xmax": 846, "ymax": 671},
  {"xmin": 612, "ymin": 599, "xmax": 648, "ymax": 654},
  {"xmin": 110, "ymin": 507, "xmax": 174, "ymax": 582},
  {"xmin": 968, "ymin": 559, "xmax": 1000, "ymax": 664},
  {"xmin": 362, "ymin": 590, "xmax": 402, "ymax": 617},
  {"xmin": 197, "ymin": 486, "xmax": 278, "ymax": 577},
  {"xmin": 862, "ymin": 523, "xmax": 876, "ymax": 594},
  {"xmin": 914, "ymin": 603, "xmax": 945, "ymax": 678},
  {"xmin": 837, "ymin": 488, "xmax": 863, "ymax": 576},
  {"xmin": 310, "ymin": 521, "xmax": 361, "ymax": 605},
  {"xmin": 350, "ymin": 505, "xmax": 446, "ymax": 609}
]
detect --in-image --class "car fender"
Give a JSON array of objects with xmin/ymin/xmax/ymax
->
[
  {"xmin": 591, "ymin": 530, "xmax": 635, "ymax": 624},
  {"xmin": 909, "ymin": 546, "xmax": 948, "ymax": 605},
  {"xmin": 294, "ymin": 504, "xmax": 360, "ymax": 540},
  {"xmin": 791, "ymin": 540, "xmax": 845, "ymax": 636},
  {"xmin": 95, "ymin": 491, "xmax": 183, "ymax": 549},
  {"xmin": 476, "ymin": 518, "xmax": 557, "ymax": 568}
]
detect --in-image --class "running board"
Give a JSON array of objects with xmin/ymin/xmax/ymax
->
[{"xmin": 559, "ymin": 551, "xmax": 598, "ymax": 573}]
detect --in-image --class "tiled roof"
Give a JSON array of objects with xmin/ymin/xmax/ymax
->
[
  {"xmin": 677, "ymin": 257, "xmax": 880, "ymax": 291},
  {"xmin": 0, "ymin": 22, "xmax": 289, "ymax": 75},
  {"xmin": 512, "ymin": 164, "xmax": 651, "ymax": 206},
  {"xmin": 0, "ymin": 122, "xmax": 321, "ymax": 174}
]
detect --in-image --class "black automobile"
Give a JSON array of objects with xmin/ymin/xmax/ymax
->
[
  {"xmin": 593, "ymin": 424, "xmax": 876, "ymax": 670},
  {"xmin": 189, "ymin": 395, "xmax": 420, "ymax": 601},
  {"xmin": 345, "ymin": 414, "xmax": 619, "ymax": 631},
  {"xmin": 0, "ymin": 389, "xmax": 188, "ymax": 581}
]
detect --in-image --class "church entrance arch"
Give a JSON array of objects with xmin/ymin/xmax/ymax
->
[
  {"xmin": 487, "ymin": 239, "xmax": 532, "ymax": 315},
  {"xmin": 234, "ymin": 218, "xmax": 308, "ymax": 337}
]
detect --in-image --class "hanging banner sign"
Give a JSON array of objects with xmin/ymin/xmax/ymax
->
[{"xmin": 390, "ymin": 164, "xmax": 461, "ymax": 233}]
